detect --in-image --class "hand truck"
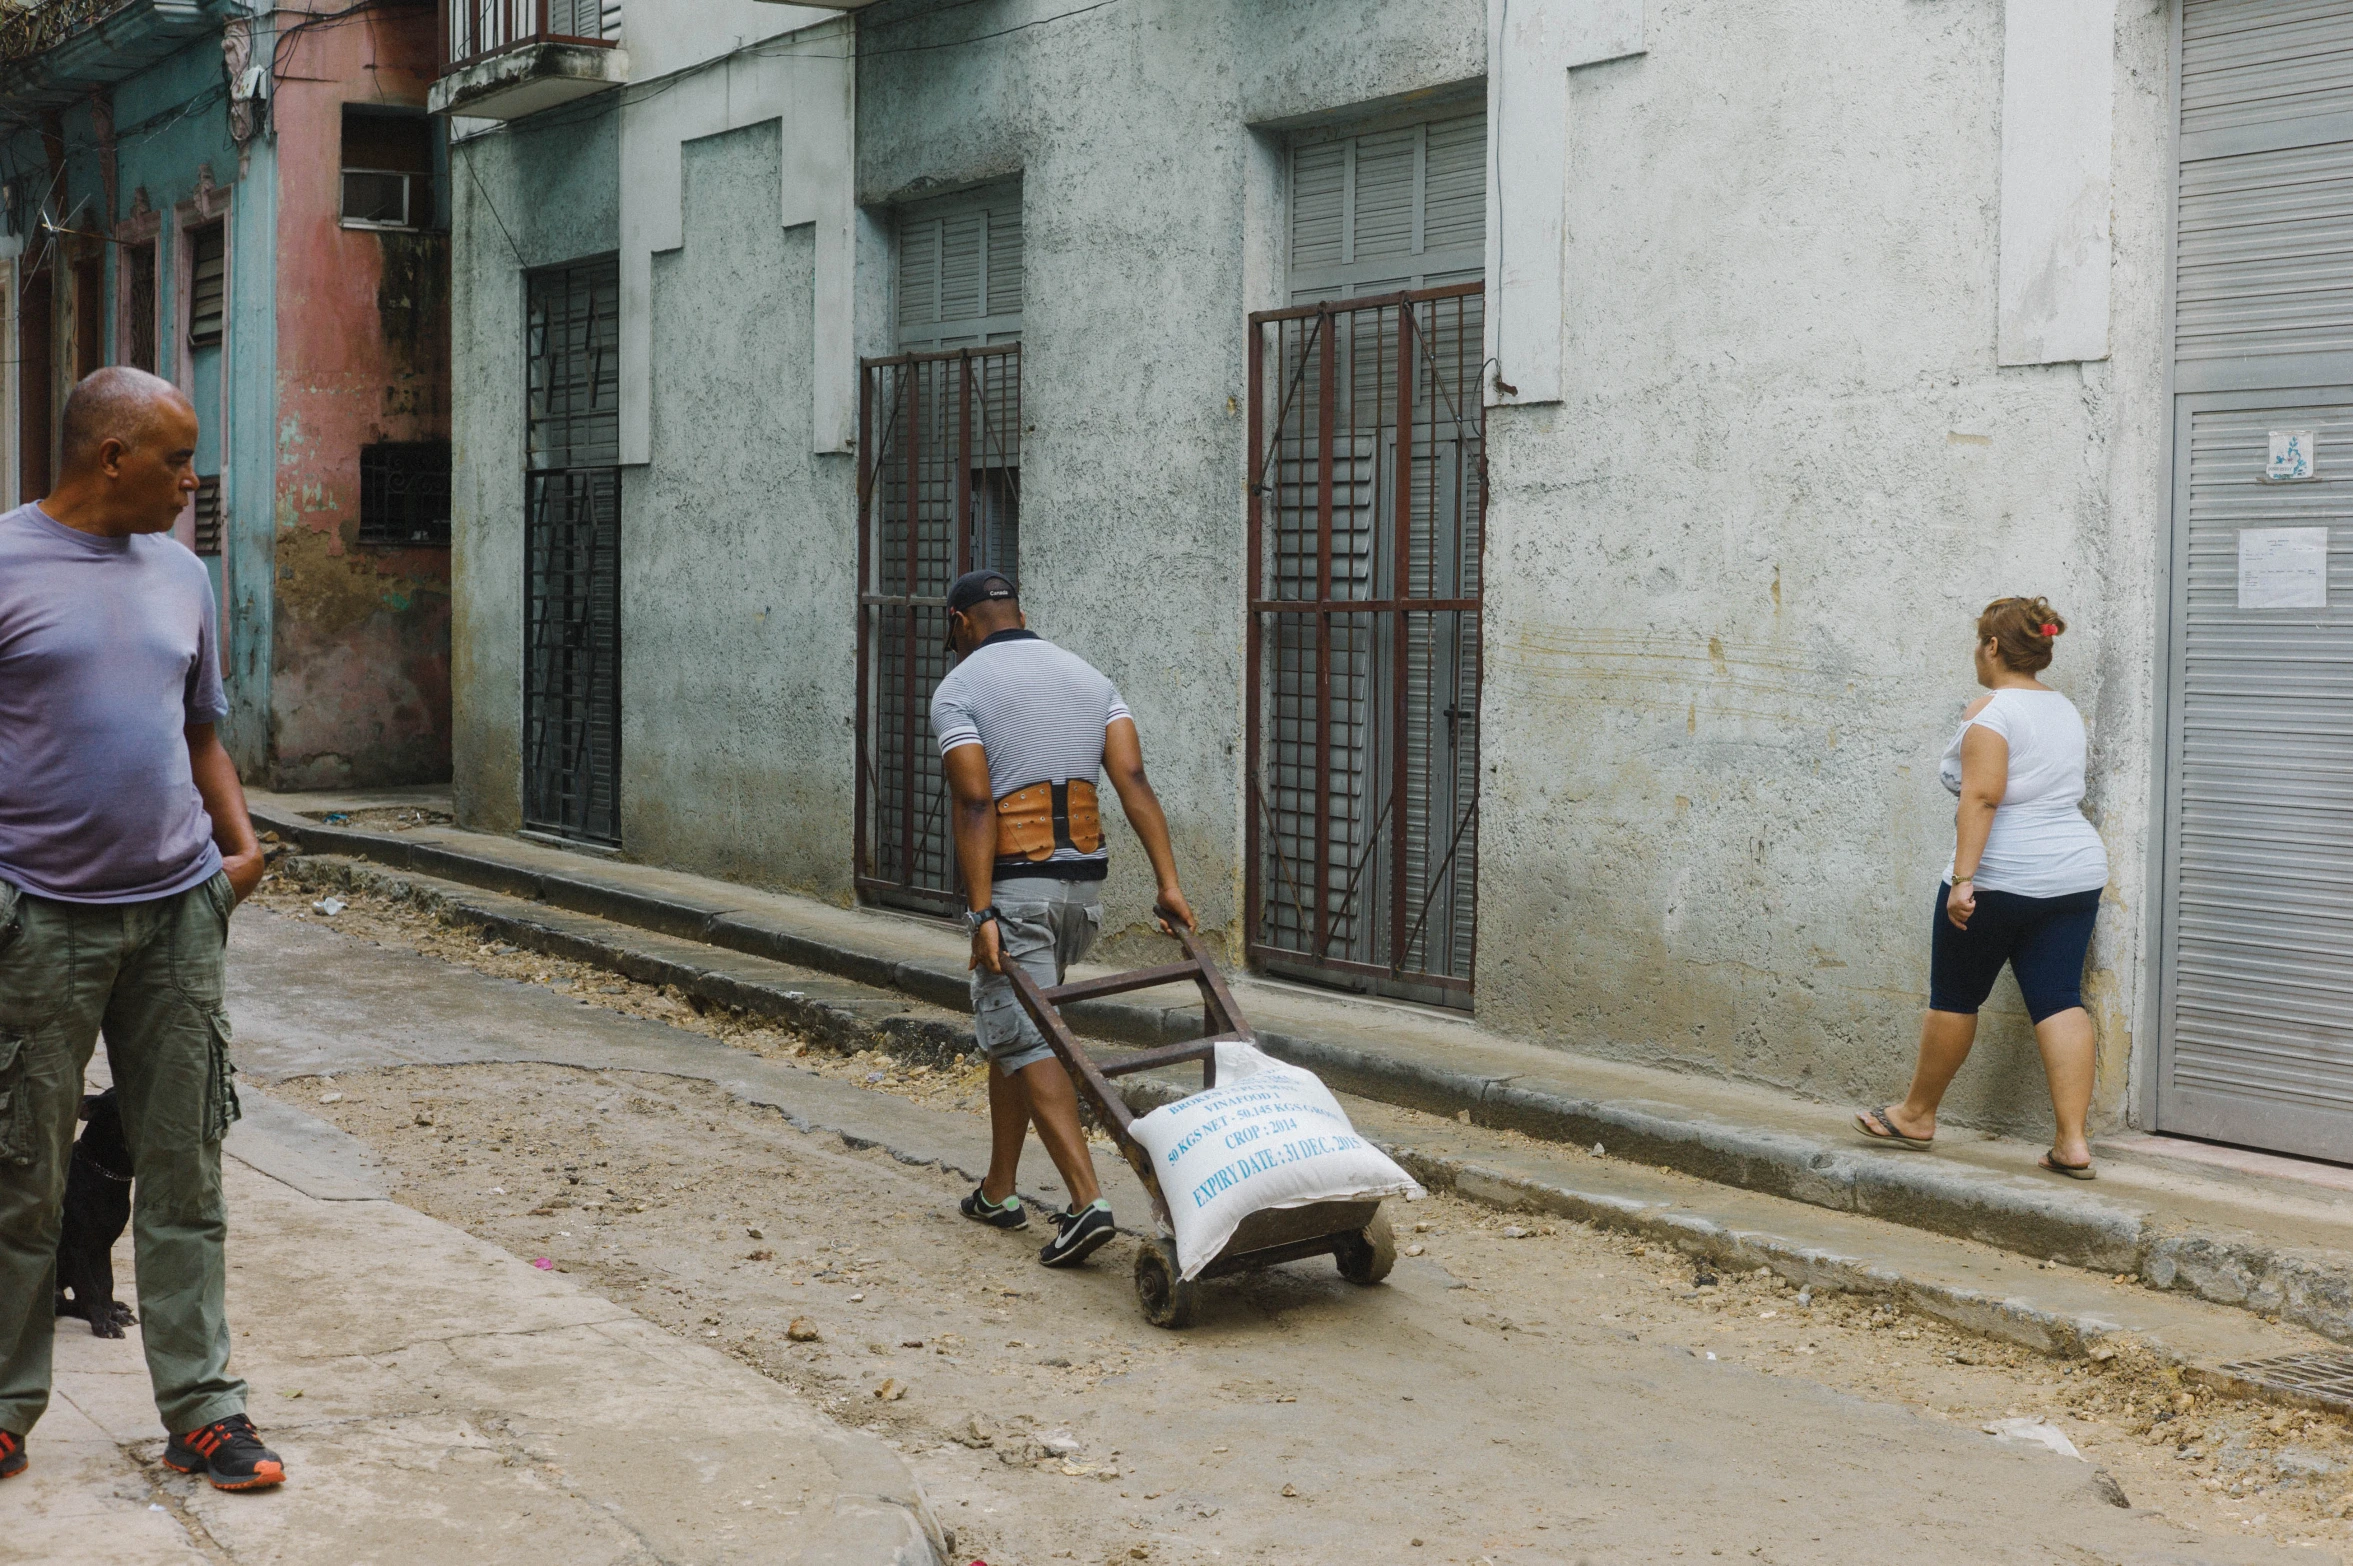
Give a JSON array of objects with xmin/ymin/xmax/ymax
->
[{"xmin": 1005, "ymin": 928, "xmax": 1398, "ymax": 1327}]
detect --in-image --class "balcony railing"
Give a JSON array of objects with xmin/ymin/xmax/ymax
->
[{"xmin": 441, "ymin": 0, "xmax": 614, "ymax": 73}]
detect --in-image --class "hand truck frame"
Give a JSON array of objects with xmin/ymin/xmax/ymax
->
[{"xmin": 1005, "ymin": 928, "xmax": 1397, "ymax": 1327}]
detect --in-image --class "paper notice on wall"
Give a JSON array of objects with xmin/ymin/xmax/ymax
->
[{"xmin": 2238, "ymin": 527, "xmax": 2331, "ymax": 610}]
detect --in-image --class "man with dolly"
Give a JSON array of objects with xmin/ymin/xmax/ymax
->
[{"xmin": 932, "ymin": 569, "xmax": 1195, "ymax": 1266}]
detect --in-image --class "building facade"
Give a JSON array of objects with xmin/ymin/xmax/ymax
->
[
  {"xmin": 0, "ymin": 0, "xmax": 453, "ymax": 787},
  {"xmin": 440, "ymin": 0, "xmax": 2353, "ymax": 1163}
]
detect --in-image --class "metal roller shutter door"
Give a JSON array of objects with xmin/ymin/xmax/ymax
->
[
  {"xmin": 2161, "ymin": 397, "xmax": 2353, "ymax": 1158},
  {"xmin": 2159, "ymin": 0, "xmax": 2353, "ymax": 1156}
]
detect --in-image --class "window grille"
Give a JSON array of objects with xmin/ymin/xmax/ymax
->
[
  {"xmin": 191, "ymin": 474, "xmax": 222, "ymax": 556},
  {"xmin": 187, "ymin": 223, "xmax": 225, "ymax": 347},
  {"xmin": 1247, "ymin": 286, "xmax": 1485, "ymax": 1007},
  {"xmin": 856, "ymin": 345, "xmax": 1021, "ymax": 912},
  {"xmin": 523, "ymin": 258, "xmax": 622, "ymax": 845},
  {"xmin": 341, "ymin": 108, "xmax": 434, "ymax": 231},
  {"xmin": 125, "ymin": 240, "xmax": 156, "ymax": 372},
  {"xmin": 359, "ymin": 442, "xmax": 451, "ymax": 545}
]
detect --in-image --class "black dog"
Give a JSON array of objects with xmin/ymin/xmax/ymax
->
[{"xmin": 54, "ymin": 1089, "xmax": 136, "ymax": 1338}]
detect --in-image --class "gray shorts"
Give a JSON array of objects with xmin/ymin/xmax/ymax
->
[{"xmin": 971, "ymin": 877, "xmax": 1102, "ymax": 1075}]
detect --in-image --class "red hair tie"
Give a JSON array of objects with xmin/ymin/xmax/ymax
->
[{"xmin": 2039, "ymin": 623, "xmax": 2059, "ymax": 637}]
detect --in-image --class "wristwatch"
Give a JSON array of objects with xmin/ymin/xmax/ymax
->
[{"xmin": 964, "ymin": 905, "xmax": 1001, "ymax": 934}]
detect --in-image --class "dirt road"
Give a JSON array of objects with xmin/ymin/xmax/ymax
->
[{"xmin": 230, "ymin": 880, "xmax": 2348, "ymax": 1563}]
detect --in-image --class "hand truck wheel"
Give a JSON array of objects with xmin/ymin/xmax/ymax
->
[
  {"xmin": 1334, "ymin": 1205, "xmax": 1397, "ymax": 1285},
  {"xmin": 1133, "ymin": 1236, "xmax": 1198, "ymax": 1328}
]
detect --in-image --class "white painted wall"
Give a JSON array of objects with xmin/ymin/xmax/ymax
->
[{"xmin": 1484, "ymin": 0, "xmax": 1650, "ymax": 407}]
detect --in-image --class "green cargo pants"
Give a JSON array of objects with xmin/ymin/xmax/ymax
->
[{"xmin": 0, "ymin": 871, "xmax": 245, "ymax": 1437}]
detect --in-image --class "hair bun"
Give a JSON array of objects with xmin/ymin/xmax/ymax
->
[{"xmin": 1978, "ymin": 596, "xmax": 2066, "ymax": 674}]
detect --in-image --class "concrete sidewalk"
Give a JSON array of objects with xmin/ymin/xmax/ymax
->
[
  {"xmin": 8, "ymin": 1084, "xmax": 947, "ymax": 1564},
  {"xmin": 250, "ymin": 787, "xmax": 2353, "ymax": 1353}
]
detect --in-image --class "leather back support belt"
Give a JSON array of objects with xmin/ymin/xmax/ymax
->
[{"xmin": 995, "ymin": 779, "xmax": 1102, "ymax": 864}]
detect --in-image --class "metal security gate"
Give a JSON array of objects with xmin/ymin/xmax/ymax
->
[
  {"xmin": 2156, "ymin": 2, "xmax": 2353, "ymax": 1158},
  {"xmin": 1247, "ymin": 286, "xmax": 1483, "ymax": 1007},
  {"xmin": 855, "ymin": 345, "xmax": 1020, "ymax": 913},
  {"xmin": 2160, "ymin": 399, "xmax": 2353, "ymax": 1159},
  {"xmin": 522, "ymin": 258, "xmax": 621, "ymax": 844}
]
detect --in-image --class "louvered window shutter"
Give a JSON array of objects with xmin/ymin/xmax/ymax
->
[
  {"xmin": 1351, "ymin": 128, "xmax": 1418, "ymax": 269},
  {"xmin": 1287, "ymin": 111, "xmax": 1487, "ymax": 302},
  {"xmin": 987, "ymin": 203, "xmax": 1023, "ymax": 322},
  {"xmin": 1291, "ymin": 141, "xmax": 1346, "ymax": 273},
  {"xmin": 189, "ymin": 223, "xmax": 226, "ymax": 346},
  {"xmin": 937, "ymin": 210, "xmax": 984, "ymax": 329},
  {"xmin": 896, "ymin": 184, "xmax": 1022, "ymax": 349},
  {"xmin": 1420, "ymin": 116, "xmax": 1486, "ymax": 283},
  {"xmin": 897, "ymin": 219, "xmax": 938, "ymax": 337}
]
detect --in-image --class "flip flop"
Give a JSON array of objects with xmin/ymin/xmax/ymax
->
[
  {"xmin": 1854, "ymin": 1106, "xmax": 1933, "ymax": 1151},
  {"xmin": 2039, "ymin": 1151, "xmax": 2096, "ymax": 1181}
]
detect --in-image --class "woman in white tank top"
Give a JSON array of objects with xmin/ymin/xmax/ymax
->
[{"xmin": 1855, "ymin": 597, "xmax": 2110, "ymax": 1178}]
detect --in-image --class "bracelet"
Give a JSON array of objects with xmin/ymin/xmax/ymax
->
[{"xmin": 1951, "ymin": 875, "xmax": 1975, "ymax": 885}]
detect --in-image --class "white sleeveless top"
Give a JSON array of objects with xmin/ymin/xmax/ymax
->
[{"xmin": 1938, "ymin": 688, "xmax": 2109, "ymax": 897}]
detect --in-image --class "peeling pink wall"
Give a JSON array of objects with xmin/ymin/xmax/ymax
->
[{"xmin": 269, "ymin": 7, "xmax": 451, "ymax": 788}]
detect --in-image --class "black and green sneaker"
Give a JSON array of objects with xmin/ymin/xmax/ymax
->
[
  {"xmin": 960, "ymin": 1184, "xmax": 1029, "ymax": 1230},
  {"xmin": 0, "ymin": 1428, "xmax": 24, "ymax": 1480},
  {"xmin": 1039, "ymin": 1200, "xmax": 1115, "ymax": 1268}
]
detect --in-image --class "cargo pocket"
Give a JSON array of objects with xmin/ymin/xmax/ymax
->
[
  {"xmin": 0, "ymin": 1031, "xmax": 29, "ymax": 1168},
  {"xmin": 204, "ymin": 1013, "xmax": 242, "ymax": 1143},
  {"xmin": 1066, "ymin": 901, "xmax": 1105, "ymax": 968}
]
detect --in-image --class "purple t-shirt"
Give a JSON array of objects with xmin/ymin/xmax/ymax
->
[{"xmin": 0, "ymin": 503, "xmax": 228, "ymax": 903}]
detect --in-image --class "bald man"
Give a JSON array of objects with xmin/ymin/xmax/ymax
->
[{"xmin": 0, "ymin": 368, "xmax": 281, "ymax": 1490}]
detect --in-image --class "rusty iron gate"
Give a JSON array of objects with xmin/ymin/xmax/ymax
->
[
  {"xmin": 856, "ymin": 345, "xmax": 1021, "ymax": 913},
  {"xmin": 1247, "ymin": 285, "xmax": 1484, "ymax": 1006}
]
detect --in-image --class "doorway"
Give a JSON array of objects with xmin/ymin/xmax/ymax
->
[{"xmin": 521, "ymin": 257, "xmax": 622, "ymax": 845}]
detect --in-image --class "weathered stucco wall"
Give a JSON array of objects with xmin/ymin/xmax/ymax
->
[
  {"xmin": 443, "ymin": 0, "xmax": 2177, "ymax": 1139},
  {"xmin": 447, "ymin": 101, "xmax": 620, "ymax": 832},
  {"xmin": 622, "ymin": 119, "xmax": 854, "ymax": 892},
  {"xmin": 1472, "ymin": 0, "xmax": 2172, "ymax": 1134},
  {"xmin": 267, "ymin": 13, "xmax": 452, "ymax": 788},
  {"xmin": 856, "ymin": 0, "xmax": 1484, "ymax": 955}
]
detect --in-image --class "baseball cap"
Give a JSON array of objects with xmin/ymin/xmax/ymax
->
[{"xmin": 943, "ymin": 569, "xmax": 1017, "ymax": 651}]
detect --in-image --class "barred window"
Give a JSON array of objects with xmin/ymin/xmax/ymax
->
[{"xmin": 358, "ymin": 441, "xmax": 451, "ymax": 545}]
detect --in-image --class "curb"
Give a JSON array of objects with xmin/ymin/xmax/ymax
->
[{"xmin": 256, "ymin": 810, "xmax": 2353, "ymax": 1352}]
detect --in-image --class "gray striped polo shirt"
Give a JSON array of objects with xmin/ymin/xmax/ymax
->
[{"xmin": 931, "ymin": 630, "xmax": 1130, "ymax": 866}]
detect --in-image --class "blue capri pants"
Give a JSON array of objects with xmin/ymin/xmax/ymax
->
[{"xmin": 1928, "ymin": 883, "xmax": 2101, "ymax": 1023}]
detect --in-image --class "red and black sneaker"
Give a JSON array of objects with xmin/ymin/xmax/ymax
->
[
  {"xmin": 162, "ymin": 1414, "xmax": 284, "ymax": 1491},
  {"xmin": 0, "ymin": 1428, "xmax": 24, "ymax": 1479}
]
